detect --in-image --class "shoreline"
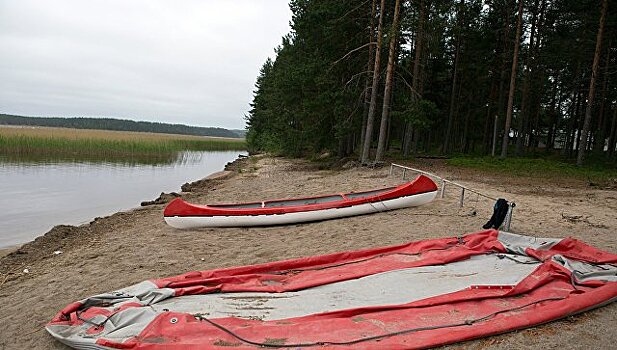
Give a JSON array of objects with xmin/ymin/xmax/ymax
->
[
  {"xmin": 0, "ymin": 245, "xmax": 18, "ymax": 258},
  {"xmin": 0, "ymin": 153, "xmax": 247, "ymax": 254},
  {"xmin": 0, "ymin": 154, "xmax": 615, "ymax": 349}
]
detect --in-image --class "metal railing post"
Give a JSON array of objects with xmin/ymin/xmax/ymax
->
[
  {"xmin": 389, "ymin": 164, "xmax": 393, "ymax": 176},
  {"xmin": 402, "ymin": 168, "xmax": 407, "ymax": 180},
  {"xmin": 504, "ymin": 202, "xmax": 515, "ymax": 231},
  {"xmin": 440, "ymin": 180, "xmax": 446, "ymax": 198},
  {"xmin": 459, "ymin": 188, "xmax": 465, "ymax": 207}
]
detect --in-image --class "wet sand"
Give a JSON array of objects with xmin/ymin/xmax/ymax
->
[
  {"xmin": 0, "ymin": 247, "xmax": 17, "ymax": 259},
  {"xmin": 0, "ymin": 155, "xmax": 615, "ymax": 349}
]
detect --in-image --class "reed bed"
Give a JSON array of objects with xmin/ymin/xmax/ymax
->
[{"xmin": 0, "ymin": 126, "xmax": 246, "ymax": 162}]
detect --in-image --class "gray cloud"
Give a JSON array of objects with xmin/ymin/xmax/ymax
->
[{"xmin": 0, "ymin": 0, "xmax": 291, "ymax": 129}]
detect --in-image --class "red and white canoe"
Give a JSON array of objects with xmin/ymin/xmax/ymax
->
[{"xmin": 164, "ymin": 175, "xmax": 438, "ymax": 228}]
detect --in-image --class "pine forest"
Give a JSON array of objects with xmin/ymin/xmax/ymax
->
[{"xmin": 245, "ymin": 0, "xmax": 616, "ymax": 167}]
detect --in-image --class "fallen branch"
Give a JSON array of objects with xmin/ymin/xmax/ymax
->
[{"xmin": 561, "ymin": 213, "xmax": 608, "ymax": 228}]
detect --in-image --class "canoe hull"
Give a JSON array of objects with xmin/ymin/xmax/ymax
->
[{"xmin": 165, "ymin": 190, "xmax": 437, "ymax": 228}]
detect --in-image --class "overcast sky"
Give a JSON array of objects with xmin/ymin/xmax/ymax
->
[{"xmin": 0, "ymin": 0, "xmax": 291, "ymax": 129}]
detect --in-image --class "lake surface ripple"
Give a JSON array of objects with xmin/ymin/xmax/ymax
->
[{"xmin": 0, "ymin": 151, "xmax": 242, "ymax": 248}]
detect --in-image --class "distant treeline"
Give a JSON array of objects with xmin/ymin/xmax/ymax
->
[{"xmin": 0, "ymin": 114, "xmax": 245, "ymax": 138}]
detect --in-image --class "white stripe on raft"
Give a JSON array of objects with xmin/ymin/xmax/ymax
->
[
  {"xmin": 150, "ymin": 254, "xmax": 539, "ymax": 321},
  {"xmin": 164, "ymin": 191, "xmax": 437, "ymax": 228}
]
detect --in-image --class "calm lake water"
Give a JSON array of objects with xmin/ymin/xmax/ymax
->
[{"xmin": 0, "ymin": 151, "xmax": 243, "ymax": 248}]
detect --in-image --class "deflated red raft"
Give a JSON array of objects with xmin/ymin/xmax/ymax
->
[{"xmin": 47, "ymin": 229, "xmax": 617, "ymax": 349}]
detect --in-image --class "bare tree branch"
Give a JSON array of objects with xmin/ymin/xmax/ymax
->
[
  {"xmin": 345, "ymin": 70, "xmax": 373, "ymax": 89},
  {"xmin": 331, "ymin": 42, "xmax": 375, "ymax": 67},
  {"xmin": 333, "ymin": 0, "xmax": 372, "ymax": 23}
]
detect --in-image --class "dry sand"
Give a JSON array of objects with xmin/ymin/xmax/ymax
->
[{"xmin": 0, "ymin": 155, "xmax": 615, "ymax": 349}]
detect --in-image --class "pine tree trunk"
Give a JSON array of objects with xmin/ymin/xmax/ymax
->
[
  {"xmin": 575, "ymin": 95, "xmax": 587, "ymax": 154},
  {"xmin": 608, "ymin": 106, "xmax": 617, "ymax": 159},
  {"xmin": 493, "ymin": 0, "xmax": 513, "ymax": 156},
  {"xmin": 563, "ymin": 60, "xmax": 581, "ymax": 155},
  {"xmin": 500, "ymin": 0, "xmax": 524, "ymax": 158},
  {"xmin": 359, "ymin": 0, "xmax": 377, "ymax": 159},
  {"xmin": 462, "ymin": 108, "xmax": 471, "ymax": 153},
  {"xmin": 483, "ymin": 78, "xmax": 497, "ymax": 154},
  {"xmin": 361, "ymin": 0, "xmax": 386, "ymax": 164},
  {"xmin": 412, "ymin": 0, "xmax": 424, "ymax": 96},
  {"xmin": 567, "ymin": 91, "xmax": 582, "ymax": 157},
  {"xmin": 403, "ymin": 0, "xmax": 425, "ymax": 157},
  {"xmin": 577, "ymin": 0, "xmax": 607, "ymax": 166},
  {"xmin": 593, "ymin": 38, "xmax": 611, "ymax": 155},
  {"xmin": 403, "ymin": 124, "xmax": 413, "ymax": 155},
  {"xmin": 528, "ymin": 66, "xmax": 546, "ymax": 151},
  {"xmin": 545, "ymin": 81, "xmax": 559, "ymax": 152},
  {"xmin": 515, "ymin": 0, "xmax": 540, "ymax": 156},
  {"xmin": 444, "ymin": 0, "xmax": 464, "ymax": 154},
  {"xmin": 375, "ymin": 0, "xmax": 402, "ymax": 162}
]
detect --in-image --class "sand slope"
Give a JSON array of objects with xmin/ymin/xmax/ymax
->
[{"xmin": 0, "ymin": 155, "xmax": 615, "ymax": 349}]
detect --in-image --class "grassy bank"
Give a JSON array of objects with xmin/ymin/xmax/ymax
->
[
  {"xmin": 447, "ymin": 156, "xmax": 616, "ymax": 183},
  {"xmin": 0, "ymin": 126, "xmax": 246, "ymax": 163}
]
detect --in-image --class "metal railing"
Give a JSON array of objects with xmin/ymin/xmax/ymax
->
[{"xmin": 390, "ymin": 163, "xmax": 515, "ymax": 231}]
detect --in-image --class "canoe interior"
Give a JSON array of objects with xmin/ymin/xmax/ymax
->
[
  {"xmin": 207, "ymin": 186, "xmax": 395, "ymax": 209},
  {"xmin": 208, "ymin": 202, "xmax": 263, "ymax": 209},
  {"xmin": 265, "ymin": 195, "xmax": 344, "ymax": 208},
  {"xmin": 345, "ymin": 187, "xmax": 393, "ymax": 199}
]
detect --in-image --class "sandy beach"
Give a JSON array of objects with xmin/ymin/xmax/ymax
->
[{"xmin": 0, "ymin": 154, "xmax": 615, "ymax": 349}]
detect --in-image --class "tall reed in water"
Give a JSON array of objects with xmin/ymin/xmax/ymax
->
[{"xmin": 0, "ymin": 126, "xmax": 245, "ymax": 163}]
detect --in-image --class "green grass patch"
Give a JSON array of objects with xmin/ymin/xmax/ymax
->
[{"xmin": 447, "ymin": 155, "xmax": 616, "ymax": 182}]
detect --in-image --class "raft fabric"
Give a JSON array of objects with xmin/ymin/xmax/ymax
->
[
  {"xmin": 149, "ymin": 254, "xmax": 540, "ymax": 321},
  {"xmin": 47, "ymin": 229, "xmax": 617, "ymax": 349}
]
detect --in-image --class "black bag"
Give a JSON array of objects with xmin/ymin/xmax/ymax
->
[{"xmin": 483, "ymin": 198, "xmax": 509, "ymax": 229}]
